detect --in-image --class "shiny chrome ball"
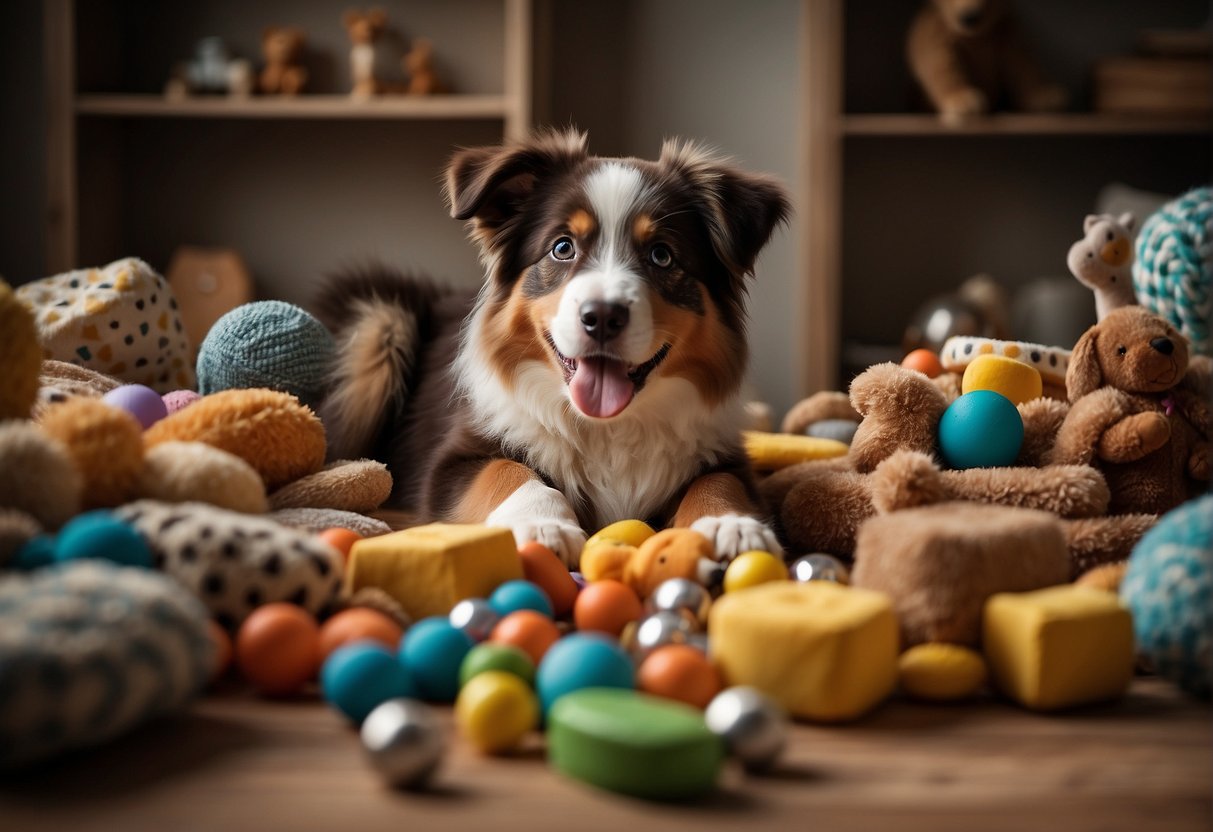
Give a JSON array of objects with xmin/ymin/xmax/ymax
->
[
  {"xmin": 361, "ymin": 698, "xmax": 445, "ymax": 788},
  {"xmin": 448, "ymin": 598, "xmax": 500, "ymax": 642},
  {"xmin": 646, "ymin": 578, "xmax": 712, "ymax": 626},
  {"xmin": 790, "ymin": 553, "xmax": 850, "ymax": 585},
  {"xmin": 704, "ymin": 686, "xmax": 788, "ymax": 772}
]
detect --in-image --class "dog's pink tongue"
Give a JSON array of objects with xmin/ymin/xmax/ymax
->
[{"xmin": 570, "ymin": 356, "xmax": 635, "ymax": 418}]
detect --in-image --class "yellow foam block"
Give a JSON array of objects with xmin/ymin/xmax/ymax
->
[
  {"xmin": 961, "ymin": 354, "xmax": 1043, "ymax": 405},
  {"xmin": 346, "ymin": 524, "xmax": 522, "ymax": 620},
  {"xmin": 982, "ymin": 585, "xmax": 1134, "ymax": 711},
  {"xmin": 709, "ymin": 582, "xmax": 898, "ymax": 722},
  {"xmin": 742, "ymin": 431, "xmax": 849, "ymax": 471}
]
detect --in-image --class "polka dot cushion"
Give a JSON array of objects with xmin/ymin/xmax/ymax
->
[
  {"xmin": 15, "ymin": 257, "xmax": 195, "ymax": 393},
  {"xmin": 114, "ymin": 500, "xmax": 344, "ymax": 630},
  {"xmin": 1121, "ymin": 495, "xmax": 1212, "ymax": 698},
  {"xmin": 0, "ymin": 561, "xmax": 213, "ymax": 768},
  {"xmin": 941, "ymin": 337, "xmax": 1070, "ymax": 388}
]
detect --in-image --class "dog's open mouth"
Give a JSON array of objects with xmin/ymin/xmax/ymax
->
[{"xmin": 545, "ymin": 333, "xmax": 671, "ymax": 419}]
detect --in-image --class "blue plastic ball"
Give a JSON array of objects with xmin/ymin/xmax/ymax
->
[
  {"xmin": 12, "ymin": 535, "xmax": 56, "ymax": 571},
  {"xmin": 322, "ymin": 641, "xmax": 417, "ymax": 724},
  {"xmin": 536, "ymin": 633, "xmax": 635, "ymax": 714},
  {"xmin": 489, "ymin": 580, "xmax": 554, "ymax": 618},
  {"xmin": 102, "ymin": 384, "xmax": 168, "ymax": 430},
  {"xmin": 399, "ymin": 617, "xmax": 475, "ymax": 702},
  {"xmin": 937, "ymin": 390, "xmax": 1023, "ymax": 470},
  {"xmin": 55, "ymin": 511, "xmax": 153, "ymax": 568}
]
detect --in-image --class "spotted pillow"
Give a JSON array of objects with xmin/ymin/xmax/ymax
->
[
  {"xmin": 114, "ymin": 500, "xmax": 343, "ymax": 629},
  {"xmin": 16, "ymin": 257, "xmax": 195, "ymax": 393}
]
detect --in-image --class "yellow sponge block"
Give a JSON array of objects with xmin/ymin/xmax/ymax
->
[
  {"xmin": 983, "ymin": 585, "xmax": 1134, "ymax": 711},
  {"xmin": 346, "ymin": 524, "xmax": 522, "ymax": 620},
  {"xmin": 743, "ymin": 431, "xmax": 849, "ymax": 471},
  {"xmin": 709, "ymin": 582, "xmax": 898, "ymax": 722}
]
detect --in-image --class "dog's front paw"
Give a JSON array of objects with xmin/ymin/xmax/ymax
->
[
  {"xmin": 498, "ymin": 518, "xmax": 587, "ymax": 570},
  {"xmin": 690, "ymin": 514, "xmax": 783, "ymax": 562}
]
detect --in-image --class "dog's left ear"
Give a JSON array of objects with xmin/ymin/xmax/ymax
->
[
  {"xmin": 660, "ymin": 139, "xmax": 791, "ymax": 277},
  {"xmin": 1067, "ymin": 323, "xmax": 1104, "ymax": 402}
]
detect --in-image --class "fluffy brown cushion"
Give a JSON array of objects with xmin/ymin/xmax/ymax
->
[{"xmin": 268, "ymin": 459, "xmax": 391, "ymax": 512}]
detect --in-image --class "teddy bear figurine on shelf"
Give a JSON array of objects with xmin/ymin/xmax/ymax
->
[
  {"xmin": 403, "ymin": 38, "xmax": 449, "ymax": 95},
  {"xmin": 343, "ymin": 7, "xmax": 390, "ymax": 97},
  {"xmin": 258, "ymin": 27, "xmax": 308, "ymax": 96},
  {"xmin": 906, "ymin": 0, "xmax": 1068, "ymax": 123}
]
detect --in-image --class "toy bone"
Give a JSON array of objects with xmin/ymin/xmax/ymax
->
[{"xmin": 1067, "ymin": 212, "xmax": 1137, "ymax": 321}]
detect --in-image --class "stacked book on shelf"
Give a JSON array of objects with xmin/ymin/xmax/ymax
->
[{"xmin": 1094, "ymin": 28, "xmax": 1212, "ymax": 117}]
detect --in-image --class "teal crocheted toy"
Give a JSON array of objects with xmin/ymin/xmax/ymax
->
[
  {"xmin": 196, "ymin": 300, "xmax": 334, "ymax": 409},
  {"xmin": 1133, "ymin": 186, "xmax": 1212, "ymax": 357},
  {"xmin": 1121, "ymin": 494, "xmax": 1212, "ymax": 699}
]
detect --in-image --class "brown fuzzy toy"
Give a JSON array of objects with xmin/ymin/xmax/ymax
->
[
  {"xmin": 1048, "ymin": 306, "xmax": 1210, "ymax": 515},
  {"xmin": 906, "ymin": 0, "xmax": 1067, "ymax": 123},
  {"xmin": 258, "ymin": 27, "xmax": 309, "ymax": 96},
  {"xmin": 39, "ymin": 398, "xmax": 144, "ymax": 509}
]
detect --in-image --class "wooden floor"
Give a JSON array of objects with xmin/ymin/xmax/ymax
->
[{"xmin": 1, "ymin": 678, "xmax": 1209, "ymax": 832}]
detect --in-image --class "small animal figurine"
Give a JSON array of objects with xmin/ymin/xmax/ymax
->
[
  {"xmin": 403, "ymin": 38, "xmax": 448, "ymax": 95},
  {"xmin": 343, "ymin": 8, "xmax": 389, "ymax": 97},
  {"xmin": 258, "ymin": 27, "xmax": 308, "ymax": 96},
  {"xmin": 1067, "ymin": 212, "xmax": 1137, "ymax": 321}
]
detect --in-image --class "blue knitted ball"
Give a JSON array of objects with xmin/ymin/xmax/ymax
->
[
  {"xmin": 1133, "ymin": 186, "xmax": 1212, "ymax": 357},
  {"xmin": 196, "ymin": 301, "xmax": 334, "ymax": 409},
  {"xmin": 1120, "ymin": 495, "xmax": 1212, "ymax": 698}
]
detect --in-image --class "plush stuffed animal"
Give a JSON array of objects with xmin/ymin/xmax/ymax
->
[
  {"xmin": 343, "ymin": 7, "xmax": 389, "ymax": 97},
  {"xmin": 581, "ymin": 529, "xmax": 722, "ymax": 599},
  {"xmin": 258, "ymin": 27, "xmax": 308, "ymax": 95},
  {"xmin": 1068, "ymin": 213, "xmax": 1137, "ymax": 321},
  {"xmin": 403, "ymin": 38, "xmax": 447, "ymax": 95},
  {"xmin": 906, "ymin": 0, "xmax": 1067, "ymax": 123},
  {"xmin": 1049, "ymin": 306, "xmax": 1210, "ymax": 515}
]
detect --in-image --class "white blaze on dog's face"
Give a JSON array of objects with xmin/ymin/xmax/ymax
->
[{"xmin": 446, "ymin": 130, "xmax": 790, "ymax": 423}]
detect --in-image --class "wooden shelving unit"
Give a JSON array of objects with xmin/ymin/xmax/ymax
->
[
  {"xmin": 76, "ymin": 93, "xmax": 514, "ymax": 121},
  {"xmin": 842, "ymin": 112, "xmax": 1212, "ymax": 137}
]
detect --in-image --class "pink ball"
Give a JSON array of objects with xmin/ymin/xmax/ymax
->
[
  {"xmin": 102, "ymin": 384, "xmax": 169, "ymax": 429},
  {"xmin": 162, "ymin": 389, "xmax": 202, "ymax": 415}
]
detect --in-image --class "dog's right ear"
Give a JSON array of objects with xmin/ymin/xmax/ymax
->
[
  {"xmin": 1067, "ymin": 324, "xmax": 1104, "ymax": 402},
  {"xmin": 445, "ymin": 130, "xmax": 587, "ymax": 274}
]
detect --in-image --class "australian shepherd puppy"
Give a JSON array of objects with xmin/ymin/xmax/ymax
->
[{"xmin": 314, "ymin": 129, "xmax": 790, "ymax": 568}]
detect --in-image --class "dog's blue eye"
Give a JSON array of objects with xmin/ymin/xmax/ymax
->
[
  {"xmin": 649, "ymin": 244, "xmax": 674, "ymax": 269},
  {"xmin": 552, "ymin": 237, "xmax": 576, "ymax": 261}
]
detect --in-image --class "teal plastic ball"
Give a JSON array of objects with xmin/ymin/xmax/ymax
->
[
  {"xmin": 937, "ymin": 390, "xmax": 1023, "ymax": 469},
  {"xmin": 55, "ymin": 511, "xmax": 153, "ymax": 568},
  {"xmin": 322, "ymin": 641, "xmax": 417, "ymax": 724},
  {"xmin": 13, "ymin": 535, "xmax": 56, "ymax": 571},
  {"xmin": 489, "ymin": 580, "xmax": 554, "ymax": 618},
  {"xmin": 536, "ymin": 633, "xmax": 634, "ymax": 714},
  {"xmin": 399, "ymin": 617, "xmax": 474, "ymax": 702}
]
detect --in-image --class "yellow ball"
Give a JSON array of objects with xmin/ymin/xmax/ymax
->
[
  {"xmin": 455, "ymin": 670, "xmax": 539, "ymax": 754},
  {"xmin": 961, "ymin": 354, "xmax": 1042, "ymax": 406},
  {"xmin": 585, "ymin": 519, "xmax": 656, "ymax": 550},
  {"xmin": 898, "ymin": 643, "xmax": 987, "ymax": 702},
  {"xmin": 723, "ymin": 550, "xmax": 789, "ymax": 593}
]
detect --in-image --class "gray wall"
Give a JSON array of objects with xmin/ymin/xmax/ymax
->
[{"xmin": 0, "ymin": 1, "xmax": 46, "ymax": 283}]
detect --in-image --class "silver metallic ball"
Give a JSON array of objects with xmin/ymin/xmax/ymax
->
[
  {"xmin": 361, "ymin": 698, "xmax": 445, "ymax": 788},
  {"xmin": 646, "ymin": 578, "xmax": 712, "ymax": 626},
  {"xmin": 625, "ymin": 610, "xmax": 696, "ymax": 659},
  {"xmin": 790, "ymin": 553, "xmax": 850, "ymax": 585},
  {"xmin": 684, "ymin": 631, "xmax": 710, "ymax": 656},
  {"xmin": 449, "ymin": 598, "xmax": 500, "ymax": 642},
  {"xmin": 704, "ymin": 686, "xmax": 788, "ymax": 772}
]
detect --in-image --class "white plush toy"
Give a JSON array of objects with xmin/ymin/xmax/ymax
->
[{"xmin": 1067, "ymin": 212, "xmax": 1137, "ymax": 321}]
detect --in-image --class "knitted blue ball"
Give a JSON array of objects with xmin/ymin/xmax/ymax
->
[
  {"xmin": 1133, "ymin": 186, "xmax": 1212, "ymax": 357},
  {"xmin": 1121, "ymin": 495, "xmax": 1212, "ymax": 698},
  {"xmin": 196, "ymin": 301, "xmax": 334, "ymax": 409}
]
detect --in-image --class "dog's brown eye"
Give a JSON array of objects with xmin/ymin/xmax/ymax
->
[
  {"xmin": 649, "ymin": 244, "xmax": 674, "ymax": 269},
  {"xmin": 1117, "ymin": 345, "xmax": 1127, "ymax": 356},
  {"xmin": 551, "ymin": 237, "xmax": 576, "ymax": 261}
]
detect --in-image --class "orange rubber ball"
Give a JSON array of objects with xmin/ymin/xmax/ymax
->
[
  {"xmin": 901, "ymin": 348, "xmax": 944, "ymax": 379},
  {"xmin": 637, "ymin": 644, "xmax": 723, "ymax": 710},
  {"xmin": 318, "ymin": 607, "xmax": 405, "ymax": 661},
  {"xmin": 235, "ymin": 603, "xmax": 321, "ymax": 696},
  {"xmin": 490, "ymin": 610, "xmax": 561, "ymax": 665},
  {"xmin": 518, "ymin": 541, "xmax": 579, "ymax": 617},
  {"xmin": 317, "ymin": 527, "xmax": 362, "ymax": 562},
  {"xmin": 573, "ymin": 579, "xmax": 643, "ymax": 637}
]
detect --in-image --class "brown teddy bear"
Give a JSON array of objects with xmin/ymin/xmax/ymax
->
[
  {"xmin": 762, "ymin": 362, "xmax": 1157, "ymax": 577},
  {"xmin": 1049, "ymin": 306, "xmax": 1210, "ymax": 515},
  {"xmin": 258, "ymin": 27, "xmax": 308, "ymax": 96},
  {"xmin": 344, "ymin": 7, "xmax": 389, "ymax": 97},
  {"xmin": 906, "ymin": 0, "xmax": 1067, "ymax": 123},
  {"xmin": 403, "ymin": 38, "xmax": 448, "ymax": 95}
]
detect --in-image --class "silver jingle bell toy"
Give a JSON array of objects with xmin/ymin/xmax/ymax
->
[
  {"xmin": 361, "ymin": 698, "xmax": 445, "ymax": 788},
  {"xmin": 704, "ymin": 686, "xmax": 789, "ymax": 772},
  {"xmin": 790, "ymin": 553, "xmax": 850, "ymax": 585}
]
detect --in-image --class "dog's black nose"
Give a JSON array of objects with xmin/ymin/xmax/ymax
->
[
  {"xmin": 580, "ymin": 301, "xmax": 629, "ymax": 342},
  {"xmin": 959, "ymin": 8, "xmax": 984, "ymax": 29},
  {"xmin": 1150, "ymin": 337, "xmax": 1174, "ymax": 355}
]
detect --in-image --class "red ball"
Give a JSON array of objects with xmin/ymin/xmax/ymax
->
[
  {"xmin": 573, "ymin": 580, "xmax": 643, "ymax": 637},
  {"xmin": 235, "ymin": 603, "xmax": 321, "ymax": 696}
]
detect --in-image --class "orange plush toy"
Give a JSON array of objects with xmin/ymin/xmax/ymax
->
[{"xmin": 258, "ymin": 27, "xmax": 308, "ymax": 95}]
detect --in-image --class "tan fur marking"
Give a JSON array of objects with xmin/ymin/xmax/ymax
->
[
  {"xmin": 633, "ymin": 213, "xmax": 655, "ymax": 243},
  {"xmin": 568, "ymin": 209, "xmax": 596, "ymax": 238},
  {"xmin": 673, "ymin": 472, "xmax": 757, "ymax": 528},
  {"xmin": 452, "ymin": 459, "xmax": 539, "ymax": 523},
  {"xmin": 481, "ymin": 282, "xmax": 551, "ymax": 391},
  {"xmin": 652, "ymin": 289, "xmax": 745, "ymax": 406}
]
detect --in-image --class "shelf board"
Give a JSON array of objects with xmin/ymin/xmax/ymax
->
[
  {"xmin": 75, "ymin": 93, "xmax": 511, "ymax": 120},
  {"xmin": 842, "ymin": 112, "xmax": 1212, "ymax": 136}
]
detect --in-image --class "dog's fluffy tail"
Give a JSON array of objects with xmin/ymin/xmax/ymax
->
[{"xmin": 312, "ymin": 265, "xmax": 449, "ymax": 461}]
